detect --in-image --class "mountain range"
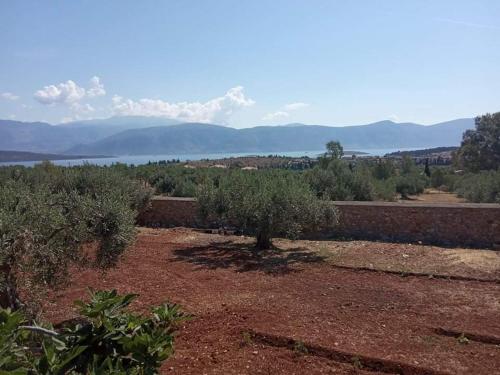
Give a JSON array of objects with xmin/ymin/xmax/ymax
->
[{"xmin": 0, "ymin": 117, "xmax": 473, "ymax": 156}]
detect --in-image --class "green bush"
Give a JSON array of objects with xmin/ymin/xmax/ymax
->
[
  {"xmin": 0, "ymin": 289, "xmax": 188, "ymax": 374},
  {"xmin": 306, "ymin": 160, "xmax": 376, "ymax": 201},
  {"xmin": 394, "ymin": 173, "xmax": 427, "ymax": 198},
  {"xmin": 305, "ymin": 159, "xmax": 399, "ymax": 201},
  {"xmin": 430, "ymin": 167, "xmax": 446, "ymax": 189},
  {"xmin": 455, "ymin": 171, "xmax": 500, "ymax": 203}
]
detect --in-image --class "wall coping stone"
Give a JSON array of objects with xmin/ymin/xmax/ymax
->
[{"xmin": 150, "ymin": 196, "xmax": 500, "ymax": 209}]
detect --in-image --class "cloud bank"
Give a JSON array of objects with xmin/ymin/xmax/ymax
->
[
  {"xmin": 112, "ymin": 86, "xmax": 254, "ymax": 124},
  {"xmin": 34, "ymin": 76, "xmax": 106, "ymax": 105}
]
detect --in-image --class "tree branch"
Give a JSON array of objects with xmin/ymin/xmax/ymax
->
[{"xmin": 18, "ymin": 325, "xmax": 59, "ymax": 337}]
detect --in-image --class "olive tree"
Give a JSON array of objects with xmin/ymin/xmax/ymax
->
[
  {"xmin": 455, "ymin": 112, "xmax": 500, "ymax": 172},
  {"xmin": 0, "ymin": 164, "xmax": 152, "ymax": 312},
  {"xmin": 198, "ymin": 170, "xmax": 338, "ymax": 249},
  {"xmin": 325, "ymin": 140, "xmax": 344, "ymax": 160}
]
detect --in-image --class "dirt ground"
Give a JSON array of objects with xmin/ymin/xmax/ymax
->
[
  {"xmin": 401, "ymin": 189, "xmax": 465, "ymax": 204},
  {"xmin": 43, "ymin": 228, "xmax": 500, "ymax": 375}
]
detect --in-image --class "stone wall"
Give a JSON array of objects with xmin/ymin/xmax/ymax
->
[
  {"xmin": 332, "ymin": 201, "xmax": 500, "ymax": 248},
  {"xmin": 137, "ymin": 197, "xmax": 202, "ymax": 227},
  {"xmin": 137, "ymin": 197, "xmax": 500, "ymax": 248}
]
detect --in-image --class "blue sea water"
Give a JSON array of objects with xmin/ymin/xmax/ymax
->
[{"xmin": 0, "ymin": 148, "xmax": 422, "ymax": 167}]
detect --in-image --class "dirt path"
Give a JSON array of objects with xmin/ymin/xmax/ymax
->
[{"xmin": 44, "ymin": 229, "xmax": 500, "ymax": 374}]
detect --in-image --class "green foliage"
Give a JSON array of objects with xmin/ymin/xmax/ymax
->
[
  {"xmin": 293, "ymin": 340, "xmax": 308, "ymax": 355},
  {"xmin": 393, "ymin": 156, "xmax": 428, "ymax": 198},
  {"xmin": 427, "ymin": 167, "xmax": 460, "ymax": 192},
  {"xmin": 0, "ymin": 164, "xmax": 151, "ymax": 312},
  {"xmin": 325, "ymin": 140, "xmax": 344, "ymax": 160},
  {"xmin": 455, "ymin": 112, "xmax": 500, "ymax": 172},
  {"xmin": 430, "ymin": 167, "xmax": 446, "ymax": 189},
  {"xmin": 424, "ymin": 159, "xmax": 431, "ymax": 177},
  {"xmin": 0, "ymin": 289, "xmax": 188, "ymax": 374},
  {"xmin": 457, "ymin": 333, "xmax": 470, "ymax": 345},
  {"xmin": 198, "ymin": 170, "xmax": 338, "ymax": 249},
  {"xmin": 0, "ymin": 307, "xmax": 31, "ymax": 372},
  {"xmin": 455, "ymin": 171, "xmax": 500, "ymax": 203},
  {"xmin": 306, "ymin": 158, "xmax": 402, "ymax": 201},
  {"xmin": 394, "ymin": 174, "xmax": 426, "ymax": 198},
  {"xmin": 306, "ymin": 160, "xmax": 377, "ymax": 201},
  {"xmin": 371, "ymin": 159, "xmax": 395, "ymax": 180},
  {"xmin": 401, "ymin": 155, "xmax": 416, "ymax": 175}
]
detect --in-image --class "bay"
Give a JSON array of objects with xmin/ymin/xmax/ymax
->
[{"xmin": 0, "ymin": 147, "xmax": 422, "ymax": 167}]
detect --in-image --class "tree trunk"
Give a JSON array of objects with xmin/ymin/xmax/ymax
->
[
  {"xmin": 255, "ymin": 231, "xmax": 272, "ymax": 250},
  {"xmin": 0, "ymin": 263, "xmax": 22, "ymax": 310}
]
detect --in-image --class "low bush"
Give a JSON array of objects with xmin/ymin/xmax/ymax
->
[
  {"xmin": 0, "ymin": 289, "xmax": 188, "ymax": 374},
  {"xmin": 394, "ymin": 173, "xmax": 427, "ymax": 198},
  {"xmin": 455, "ymin": 171, "xmax": 500, "ymax": 203}
]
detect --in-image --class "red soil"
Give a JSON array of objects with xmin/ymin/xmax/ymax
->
[{"xmin": 43, "ymin": 228, "xmax": 500, "ymax": 374}]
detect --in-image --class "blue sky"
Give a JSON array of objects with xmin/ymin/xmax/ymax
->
[{"xmin": 0, "ymin": 0, "xmax": 499, "ymax": 128}]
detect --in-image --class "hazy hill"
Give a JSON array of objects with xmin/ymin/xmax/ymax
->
[
  {"xmin": 66, "ymin": 118, "xmax": 474, "ymax": 156},
  {"xmin": 60, "ymin": 116, "xmax": 180, "ymax": 129},
  {"xmin": 0, "ymin": 116, "xmax": 473, "ymax": 156},
  {"xmin": 0, "ymin": 120, "xmax": 76, "ymax": 153},
  {"xmin": 0, "ymin": 117, "xmax": 180, "ymax": 153}
]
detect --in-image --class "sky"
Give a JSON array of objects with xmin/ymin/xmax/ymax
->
[{"xmin": 0, "ymin": 0, "xmax": 499, "ymax": 128}]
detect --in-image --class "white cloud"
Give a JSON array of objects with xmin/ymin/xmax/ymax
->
[
  {"xmin": 1, "ymin": 92, "xmax": 20, "ymax": 101},
  {"xmin": 283, "ymin": 102, "xmax": 308, "ymax": 111},
  {"xmin": 71, "ymin": 102, "xmax": 95, "ymax": 114},
  {"xmin": 263, "ymin": 101, "xmax": 309, "ymax": 122},
  {"xmin": 388, "ymin": 114, "xmax": 399, "ymax": 122},
  {"xmin": 87, "ymin": 76, "xmax": 106, "ymax": 98},
  {"xmin": 262, "ymin": 111, "xmax": 290, "ymax": 121},
  {"xmin": 34, "ymin": 76, "xmax": 105, "ymax": 105},
  {"xmin": 111, "ymin": 86, "xmax": 255, "ymax": 124},
  {"xmin": 34, "ymin": 80, "xmax": 86, "ymax": 104}
]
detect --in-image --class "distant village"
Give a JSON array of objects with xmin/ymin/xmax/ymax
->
[{"xmin": 162, "ymin": 146, "xmax": 458, "ymax": 170}]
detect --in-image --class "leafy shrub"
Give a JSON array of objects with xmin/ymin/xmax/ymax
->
[
  {"xmin": 370, "ymin": 178, "xmax": 397, "ymax": 201},
  {"xmin": 306, "ymin": 160, "xmax": 376, "ymax": 201},
  {"xmin": 390, "ymin": 156, "xmax": 428, "ymax": 198},
  {"xmin": 394, "ymin": 174, "xmax": 427, "ymax": 198},
  {"xmin": 430, "ymin": 167, "xmax": 446, "ymax": 189},
  {"xmin": 0, "ymin": 289, "xmax": 188, "ymax": 374},
  {"xmin": 455, "ymin": 171, "xmax": 500, "ymax": 203}
]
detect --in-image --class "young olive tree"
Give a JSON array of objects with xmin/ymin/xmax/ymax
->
[{"xmin": 198, "ymin": 170, "xmax": 338, "ymax": 249}]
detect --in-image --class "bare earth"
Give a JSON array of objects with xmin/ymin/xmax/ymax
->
[
  {"xmin": 44, "ymin": 228, "xmax": 500, "ymax": 375},
  {"xmin": 400, "ymin": 189, "xmax": 466, "ymax": 204}
]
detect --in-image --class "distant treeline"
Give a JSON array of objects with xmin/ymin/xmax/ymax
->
[
  {"xmin": 385, "ymin": 147, "xmax": 457, "ymax": 158},
  {"xmin": 0, "ymin": 150, "xmax": 108, "ymax": 162}
]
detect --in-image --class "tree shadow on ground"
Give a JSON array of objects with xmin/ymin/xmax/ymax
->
[{"xmin": 171, "ymin": 241, "xmax": 325, "ymax": 275}]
